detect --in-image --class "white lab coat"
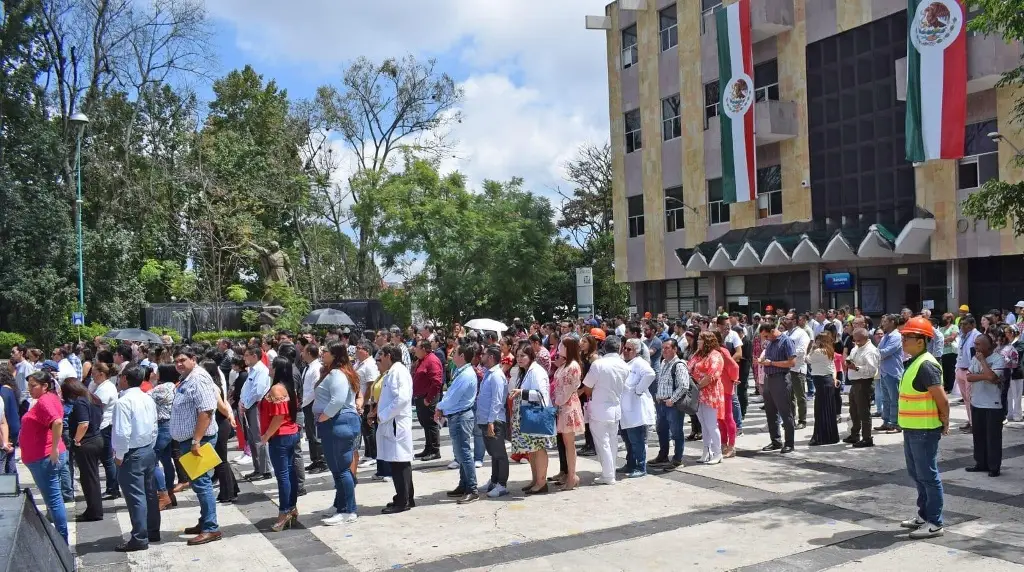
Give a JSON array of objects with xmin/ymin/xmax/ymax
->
[
  {"xmin": 375, "ymin": 362, "xmax": 414, "ymax": 463},
  {"xmin": 620, "ymin": 358, "xmax": 657, "ymax": 429}
]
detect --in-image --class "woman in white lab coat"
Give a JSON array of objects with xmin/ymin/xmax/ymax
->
[{"xmin": 375, "ymin": 344, "xmax": 415, "ymax": 513}]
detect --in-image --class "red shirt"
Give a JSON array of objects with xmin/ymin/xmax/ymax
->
[
  {"xmin": 20, "ymin": 392, "xmax": 67, "ymax": 464},
  {"xmin": 413, "ymin": 352, "xmax": 444, "ymax": 402},
  {"xmin": 258, "ymin": 394, "xmax": 300, "ymax": 437}
]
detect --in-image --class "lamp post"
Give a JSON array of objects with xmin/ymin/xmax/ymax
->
[
  {"xmin": 988, "ymin": 131, "xmax": 1024, "ymax": 159},
  {"xmin": 70, "ymin": 111, "xmax": 89, "ymax": 316}
]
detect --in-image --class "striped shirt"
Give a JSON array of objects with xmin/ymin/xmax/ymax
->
[
  {"xmin": 763, "ymin": 333, "xmax": 796, "ymax": 377},
  {"xmin": 170, "ymin": 366, "xmax": 220, "ymax": 441}
]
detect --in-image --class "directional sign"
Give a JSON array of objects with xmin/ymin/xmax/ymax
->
[
  {"xmin": 577, "ymin": 304, "xmax": 594, "ymax": 318},
  {"xmin": 71, "ymin": 312, "xmax": 85, "ymax": 326}
]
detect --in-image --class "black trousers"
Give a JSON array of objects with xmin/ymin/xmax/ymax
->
[
  {"xmin": 390, "ymin": 461, "xmax": 415, "ymax": 508},
  {"xmin": 848, "ymin": 381, "xmax": 873, "ymax": 441},
  {"xmin": 362, "ymin": 404, "xmax": 377, "ymax": 459},
  {"xmin": 971, "ymin": 406, "xmax": 1004, "ymax": 472},
  {"xmin": 764, "ymin": 373, "xmax": 795, "ymax": 446},
  {"xmin": 302, "ymin": 404, "xmax": 323, "ymax": 463},
  {"xmin": 481, "ymin": 422, "xmax": 509, "ymax": 486},
  {"xmin": 738, "ymin": 361, "xmax": 751, "ymax": 419},
  {"xmin": 579, "ymin": 393, "xmax": 594, "ymax": 450},
  {"xmin": 74, "ymin": 434, "xmax": 104, "ymax": 519},
  {"xmin": 556, "ymin": 432, "xmax": 568, "ymax": 474},
  {"xmin": 414, "ymin": 396, "xmax": 441, "ymax": 455},
  {"xmin": 690, "ymin": 414, "xmax": 701, "ymax": 434},
  {"xmin": 941, "ymin": 353, "xmax": 957, "ymax": 393},
  {"xmin": 215, "ymin": 417, "xmax": 239, "ymax": 501},
  {"xmin": 170, "ymin": 440, "xmax": 190, "ymax": 484}
]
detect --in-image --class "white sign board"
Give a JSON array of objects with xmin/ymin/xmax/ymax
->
[
  {"xmin": 575, "ymin": 267, "xmax": 594, "ymax": 307},
  {"xmin": 922, "ymin": 299, "xmax": 935, "ymax": 310},
  {"xmin": 738, "ymin": 296, "xmax": 749, "ymax": 306}
]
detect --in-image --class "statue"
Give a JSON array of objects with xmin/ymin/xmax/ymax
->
[{"xmin": 249, "ymin": 240, "xmax": 291, "ymax": 288}]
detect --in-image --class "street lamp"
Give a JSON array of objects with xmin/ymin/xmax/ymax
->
[
  {"xmin": 988, "ymin": 131, "xmax": 1024, "ymax": 158},
  {"xmin": 69, "ymin": 111, "xmax": 89, "ymax": 316}
]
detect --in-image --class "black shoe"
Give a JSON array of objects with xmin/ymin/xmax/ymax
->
[
  {"xmin": 808, "ymin": 439, "xmax": 820, "ymax": 447},
  {"xmin": 246, "ymin": 472, "xmax": 272, "ymax": 482},
  {"xmin": 382, "ymin": 505, "xmax": 410, "ymax": 514},
  {"xmin": 184, "ymin": 525, "xmax": 202, "ymax": 535},
  {"xmin": 419, "ymin": 453, "xmax": 441, "ymax": 461},
  {"xmin": 386, "ymin": 500, "xmax": 416, "ymax": 508},
  {"xmin": 521, "ymin": 484, "xmax": 533, "ymax": 492},
  {"xmin": 307, "ymin": 461, "xmax": 328, "ymax": 474},
  {"xmin": 965, "ymin": 466, "xmax": 989, "ymax": 473},
  {"xmin": 852, "ymin": 439, "xmax": 874, "ymax": 448},
  {"xmin": 447, "ymin": 487, "xmax": 467, "ymax": 498},
  {"xmin": 686, "ymin": 433, "xmax": 699, "ymax": 441},
  {"xmin": 762, "ymin": 442, "xmax": 783, "ymax": 452},
  {"xmin": 842, "ymin": 435, "xmax": 859, "ymax": 444},
  {"xmin": 989, "ymin": 470, "xmax": 1001, "ymax": 477},
  {"xmin": 578, "ymin": 448, "xmax": 596, "ymax": 457},
  {"xmin": 457, "ymin": 492, "xmax": 480, "ymax": 504},
  {"xmin": 114, "ymin": 542, "xmax": 148, "ymax": 552},
  {"xmin": 102, "ymin": 492, "xmax": 121, "ymax": 501},
  {"xmin": 649, "ymin": 456, "xmax": 670, "ymax": 466},
  {"xmin": 297, "ymin": 487, "xmax": 308, "ymax": 497},
  {"xmin": 780, "ymin": 445, "xmax": 795, "ymax": 454},
  {"xmin": 524, "ymin": 484, "xmax": 549, "ymax": 496},
  {"xmin": 795, "ymin": 422, "xmax": 807, "ymax": 430},
  {"xmin": 75, "ymin": 514, "xmax": 103, "ymax": 523},
  {"xmin": 414, "ymin": 451, "xmax": 428, "ymax": 459},
  {"xmin": 693, "ymin": 432, "xmax": 702, "ymax": 441},
  {"xmin": 668, "ymin": 460, "xmax": 684, "ymax": 469},
  {"xmin": 149, "ymin": 532, "xmax": 161, "ymax": 543},
  {"xmin": 217, "ymin": 497, "xmax": 237, "ymax": 504}
]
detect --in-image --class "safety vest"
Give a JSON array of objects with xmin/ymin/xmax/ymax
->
[{"xmin": 897, "ymin": 352, "xmax": 941, "ymax": 430}]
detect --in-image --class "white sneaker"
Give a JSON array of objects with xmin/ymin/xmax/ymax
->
[
  {"xmin": 447, "ymin": 460, "xmax": 459, "ymax": 469},
  {"xmin": 480, "ymin": 481, "xmax": 495, "ymax": 493},
  {"xmin": 908, "ymin": 522, "xmax": 943, "ymax": 539},
  {"xmin": 357, "ymin": 458, "xmax": 376, "ymax": 468},
  {"xmin": 487, "ymin": 484, "xmax": 509, "ymax": 498},
  {"xmin": 900, "ymin": 516, "xmax": 926, "ymax": 529},
  {"xmin": 233, "ymin": 454, "xmax": 252, "ymax": 465},
  {"xmin": 323, "ymin": 512, "xmax": 356, "ymax": 526},
  {"xmin": 593, "ymin": 476, "xmax": 617, "ymax": 486},
  {"xmin": 474, "ymin": 460, "xmax": 483, "ymax": 468},
  {"xmin": 705, "ymin": 454, "xmax": 723, "ymax": 465}
]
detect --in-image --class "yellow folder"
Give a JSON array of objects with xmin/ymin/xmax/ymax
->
[{"xmin": 178, "ymin": 442, "xmax": 222, "ymax": 480}]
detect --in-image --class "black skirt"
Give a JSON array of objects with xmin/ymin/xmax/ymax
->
[{"xmin": 811, "ymin": 375, "xmax": 840, "ymax": 444}]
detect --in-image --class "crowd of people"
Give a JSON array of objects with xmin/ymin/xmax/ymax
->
[{"xmin": 1, "ymin": 301, "xmax": 1022, "ymax": 549}]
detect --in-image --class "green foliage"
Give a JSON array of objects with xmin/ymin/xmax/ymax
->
[
  {"xmin": 226, "ymin": 284, "xmax": 249, "ymax": 303},
  {"xmin": 266, "ymin": 283, "xmax": 311, "ymax": 332},
  {"xmin": 147, "ymin": 327, "xmax": 181, "ymax": 344},
  {"xmin": 0, "ymin": 331, "xmax": 27, "ymax": 358},
  {"xmin": 191, "ymin": 331, "xmax": 263, "ymax": 344},
  {"xmin": 54, "ymin": 322, "xmax": 113, "ymax": 348},
  {"xmin": 379, "ymin": 287, "xmax": 412, "ymax": 326},
  {"xmin": 241, "ymin": 309, "xmax": 260, "ymax": 328},
  {"xmin": 139, "ymin": 259, "xmax": 199, "ymax": 302}
]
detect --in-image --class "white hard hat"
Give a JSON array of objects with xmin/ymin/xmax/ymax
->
[{"xmin": 1016, "ymin": 301, "xmax": 1024, "ymax": 308}]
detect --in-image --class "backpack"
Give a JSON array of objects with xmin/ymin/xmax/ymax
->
[{"xmin": 670, "ymin": 362, "xmax": 700, "ymax": 416}]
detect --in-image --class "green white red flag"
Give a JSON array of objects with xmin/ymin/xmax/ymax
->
[{"xmin": 716, "ymin": 0, "xmax": 756, "ymax": 204}]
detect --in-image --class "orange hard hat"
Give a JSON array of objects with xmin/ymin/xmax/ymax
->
[
  {"xmin": 903, "ymin": 316, "xmax": 934, "ymax": 338},
  {"xmin": 589, "ymin": 327, "xmax": 606, "ymax": 341},
  {"xmin": 765, "ymin": 305, "xmax": 774, "ymax": 313}
]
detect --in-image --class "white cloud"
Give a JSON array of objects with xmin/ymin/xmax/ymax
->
[{"xmin": 205, "ymin": 0, "xmax": 612, "ymax": 199}]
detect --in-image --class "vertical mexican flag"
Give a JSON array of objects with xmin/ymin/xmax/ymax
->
[
  {"xmin": 717, "ymin": 0, "xmax": 756, "ymax": 204},
  {"xmin": 905, "ymin": 0, "xmax": 967, "ymax": 162}
]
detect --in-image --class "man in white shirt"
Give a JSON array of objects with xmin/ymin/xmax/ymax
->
[
  {"xmin": 112, "ymin": 365, "xmax": 159, "ymax": 551},
  {"xmin": 240, "ymin": 346, "xmax": 272, "ymax": 480},
  {"xmin": 615, "ymin": 318, "xmax": 627, "ymax": 338},
  {"xmin": 300, "ymin": 344, "xmax": 326, "ymax": 473},
  {"xmin": 355, "ymin": 341, "xmax": 380, "ymax": 468},
  {"xmin": 92, "ymin": 368, "xmax": 121, "ymax": 499},
  {"xmin": 52, "ymin": 347, "xmax": 77, "ymax": 382},
  {"xmin": 845, "ymin": 329, "xmax": 880, "ymax": 447},
  {"xmin": 11, "ymin": 344, "xmax": 36, "ymax": 406},
  {"xmin": 583, "ymin": 336, "xmax": 630, "ymax": 485},
  {"xmin": 785, "ymin": 313, "xmax": 810, "ymax": 429}
]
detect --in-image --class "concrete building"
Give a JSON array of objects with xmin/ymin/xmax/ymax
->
[{"xmin": 587, "ymin": 0, "xmax": 1023, "ymax": 318}]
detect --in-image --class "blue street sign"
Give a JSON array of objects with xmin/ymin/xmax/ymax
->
[{"xmin": 71, "ymin": 312, "xmax": 85, "ymax": 326}]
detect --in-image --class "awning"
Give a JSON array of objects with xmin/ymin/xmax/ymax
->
[{"xmin": 674, "ymin": 210, "xmax": 935, "ymax": 272}]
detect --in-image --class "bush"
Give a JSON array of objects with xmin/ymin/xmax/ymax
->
[
  {"xmin": 191, "ymin": 330, "xmax": 263, "ymax": 345},
  {"xmin": 0, "ymin": 331, "xmax": 27, "ymax": 358},
  {"xmin": 147, "ymin": 327, "xmax": 182, "ymax": 344},
  {"xmin": 56, "ymin": 322, "xmax": 112, "ymax": 347}
]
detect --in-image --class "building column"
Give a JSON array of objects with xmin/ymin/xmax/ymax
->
[
  {"xmin": 947, "ymin": 259, "xmax": 967, "ymax": 311},
  {"xmin": 708, "ymin": 274, "xmax": 724, "ymax": 314},
  {"xmin": 809, "ymin": 264, "xmax": 821, "ymax": 311}
]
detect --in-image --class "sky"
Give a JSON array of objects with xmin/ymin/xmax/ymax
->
[{"xmin": 202, "ymin": 0, "xmax": 613, "ymax": 206}]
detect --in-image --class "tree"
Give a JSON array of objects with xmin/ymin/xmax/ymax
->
[
  {"xmin": 312, "ymin": 56, "xmax": 463, "ymax": 297},
  {"xmin": 959, "ymin": 0, "xmax": 1024, "ymax": 233}
]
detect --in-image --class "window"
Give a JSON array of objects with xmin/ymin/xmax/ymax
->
[
  {"xmin": 958, "ymin": 120, "xmax": 999, "ymax": 190},
  {"xmin": 628, "ymin": 195, "xmax": 645, "ymax": 238},
  {"xmin": 704, "ymin": 80, "xmax": 720, "ymax": 130},
  {"xmin": 754, "ymin": 59, "xmax": 780, "ymax": 102},
  {"xmin": 665, "ymin": 278, "xmax": 710, "ymax": 316},
  {"xmin": 707, "ymin": 178, "xmax": 730, "ymax": 225},
  {"xmin": 622, "ymin": 25, "xmax": 638, "ymax": 69},
  {"xmin": 756, "ymin": 165, "xmax": 783, "ymax": 218},
  {"xmin": 662, "ymin": 95, "xmax": 681, "ymax": 141},
  {"xmin": 659, "ymin": 6, "xmax": 678, "ymax": 51},
  {"xmin": 665, "ymin": 186, "xmax": 685, "ymax": 232},
  {"xmin": 701, "ymin": 0, "xmax": 724, "ymax": 35},
  {"xmin": 625, "ymin": 109, "xmax": 642, "ymax": 154}
]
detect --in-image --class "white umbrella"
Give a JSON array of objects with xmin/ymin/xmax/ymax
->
[{"xmin": 464, "ymin": 318, "xmax": 508, "ymax": 333}]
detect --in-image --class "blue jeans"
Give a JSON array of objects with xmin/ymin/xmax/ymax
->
[
  {"xmin": 807, "ymin": 376, "xmax": 816, "ymax": 397},
  {"xmin": 903, "ymin": 428, "xmax": 944, "ymax": 526},
  {"xmin": 58, "ymin": 449, "xmax": 73, "ymax": 500},
  {"xmin": 117, "ymin": 446, "xmax": 159, "ymax": 545},
  {"xmin": 880, "ymin": 374, "xmax": 900, "ymax": 426},
  {"xmin": 623, "ymin": 425, "xmax": 648, "ymax": 474},
  {"xmin": 319, "ymin": 409, "xmax": 360, "ymax": 514},
  {"xmin": 732, "ymin": 393, "xmax": 743, "ymax": 429},
  {"xmin": 448, "ymin": 409, "xmax": 477, "ymax": 492},
  {"xmin": 101, "ymin": 425, "xmax": 119, "ymax": 495},
  {"xmin": 176, "ymin": 436, "xmax": 218, "ymax": 532},
  {"xmin": 473, "ymin": 423, "xmax": 486, "ymax": 464},
  {"xmin": 875, "ymin": 380, "xmax": 885, "ymax": 414},
  {"xmin": 27, "ymin": 453, "xmax": 68, "ymax": 542},
  {"xmin": 153, "ymin": 421, "xmax": 174, "ymax": 492},
  {"xmin": 0, "ymin": 444, "xmax": 15, "ymax": 474},
  {"xmin": 655, "ymin": 403, "xmax": 685, "ymax": 462},
  {"xmin": 269, "ymin": 433, "xmax": 300, "ymax": 513}
]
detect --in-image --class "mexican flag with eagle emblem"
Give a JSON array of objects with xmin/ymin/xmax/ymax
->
[{"xmin": 716, "ymin": 0, "xmax": 756, "ymax": 204}]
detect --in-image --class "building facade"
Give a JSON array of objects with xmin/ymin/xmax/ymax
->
[{"xmin": 589, "ymin": 0, "xmax": 1024, "ymax": 317}]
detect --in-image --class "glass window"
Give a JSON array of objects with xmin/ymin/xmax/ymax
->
[
  {"xmin": 622, "ymin": 25, "xmax": 638, "ymax": 69},
  {"xmin": 704, "ymin": 81, "xmax": 720, "ymax": 130},
  {"xmin": 958, "ymin": 120, "xmax": 999, "ymax": 190},
  {"xmin": 754, "ymin": 59, "xmax": 780, "ymax": 102},
  {"xmin": 707, "ymin": 178, "xmax": 730, "ymax": 225},
  {"xmin": 625, "ymin": 109, "xmax": 642, "ymax": 154},
  {"xmin": 628, "ymin": 195, "xmax": 645, "ymax": 238},
  {"xmin": 701, "ymin": 0, "xmax": 723, "ymax": 35},
  {"xmin": 756, "ymin": 165, "xmax": 783, "ymax": 218},
  {"xmin": 664, "ymin": 186, "xmax": 685, "ymax": 233},
  {"xmin": 660, "ymin": 6, "xmax": 678, "ymax": 51},
  {"xmin": 662, "ymin": 95, "xmax": 681, "ymax": 141}
]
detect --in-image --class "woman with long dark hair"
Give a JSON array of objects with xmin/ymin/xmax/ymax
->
[
  {"xmin": 315, "ymin": 343, "xmax": 361, "ymax": 525},
  {"xmin": 577, "ymin": 334, "xmax": 600, "ymax": 456},
  {"xmin": 61, "ymin": 378, "xmax": 105, "ymax": 521},
  {"xmin": 259, "ymin": 357, "xmax": 301, "ymax": 531},
  {"xmin": 807, "ymin": 333, "xmax": 840, "ymax": 446},
  {"xmin": 149, "ymin": 364, "xmax": 179, "ymax": 509},
  {"xmin": 0, "ymin": 364, "xmax": 20, "ymax": 474}
]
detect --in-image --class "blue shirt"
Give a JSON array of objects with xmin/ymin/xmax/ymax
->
[
  {"xmin": 878, "ymin": 330, "xmax": 905, "ymax": 378},
  {"xmin": 763, "ymin": 333, "xmax": 795, "ymax": 377},
  {"xmin": 437, "ymin": 363, "xmax": 477, "ymax": 415},
  {"xmin": 475, "ymin": 365, "xmax": 507, "ymax": 423},
  {"xmin": 241, "ymin": 361, "xmax": 271, "ymax": 409}
]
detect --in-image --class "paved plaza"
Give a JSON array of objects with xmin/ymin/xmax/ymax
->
[{"xmin": 22, "ymin": 394, "xmax": 1024, "ymax": 572}]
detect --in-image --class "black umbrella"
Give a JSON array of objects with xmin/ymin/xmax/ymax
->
[
  {"xmin": 103, "ymin": 328, "xmax": 166, "ymax": 344},
  {"xmin": 301, "ymin": 308, "xmax": 356, "ymax": 327}
]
